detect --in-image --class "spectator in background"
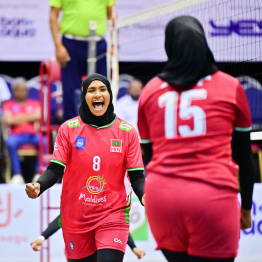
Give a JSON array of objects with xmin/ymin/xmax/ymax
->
[
  {"xmin": 138, "ymin": 16, "xmax": 254, "ymax": 262},
  {"xmin": 115, "ymin": 79, "xmax": 143, "ymax": 132},
  {"xmin": 2, "ymin": 77, "xmax": 41, "ymax": 184},
  {"xmin": 0, "ymin": 76, "xmax": 11, "ymax": 183},
  {"xmin": 49, "ymin": 0, "xmax": 115, "ymax": 121}
]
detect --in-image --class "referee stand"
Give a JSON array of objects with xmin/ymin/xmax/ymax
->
[{"xmin": 39, "ymin": 59, "xmax": 61, "ymax": 262}]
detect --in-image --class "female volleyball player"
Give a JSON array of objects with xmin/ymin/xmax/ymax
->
[
  {"xmin": 138, "ymin": 16, "xmax": 254, "ymax": 262},
  {"xmin": 26, "ymin": 73, "xmax": 145, "ymax": 262}
]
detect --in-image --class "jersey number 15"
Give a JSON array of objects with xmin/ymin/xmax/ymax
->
[{"xmin": 158, "ymin": 89, "xmax": 207, "ymax": 138}]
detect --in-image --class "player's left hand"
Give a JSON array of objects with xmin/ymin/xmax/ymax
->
[
  {"xmin": 133, "ymin": 247, "xmax": 145, "ymax": 259},
  {"xmin": 240, "ymin": 208, "xmax": 252, "ymax": 229}
]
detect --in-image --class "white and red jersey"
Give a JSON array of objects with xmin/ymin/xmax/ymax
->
[
  {"xmin": 3, "ymin": 99, "xmax": 40, "ymax": 135},
  {"xmin": 138, "ymin": 71, "xmax": 252, "ymax": 190},
  {"xmin": 51, "ymin": 116, "xmax": 144, "ymax": 233}
]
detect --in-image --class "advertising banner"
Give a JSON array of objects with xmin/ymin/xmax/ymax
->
[
  {"xmin": 117, "ymin": 0, "xmax": 262, "ymax": 62},
  {"xmin": 0, "ymin": 0, "xmax": 261, "ymax": 62},
  {"xmin": 0, "ymin": 0, "xmax": 55, "ymax": 61}
]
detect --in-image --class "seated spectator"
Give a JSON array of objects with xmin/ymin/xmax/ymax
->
[
  {"xmin": 115, "ymin": 79, "xmax": 143, "ymax": 132},
  {"xmin": 0, "ymin": 76, "xmax": 12, "ymax": 183},
  {"xmin": 2, "ymin": 77, "xmax": 41, "ymax": 184}
]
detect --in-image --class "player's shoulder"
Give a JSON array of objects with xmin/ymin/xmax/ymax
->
[
  {"xmin": 63, "ymin": 116, "xmax": 81, "ymax": 129},
  {"xmin": 213, "ymin": 71, "xmax": 240, "ymax": 87},
  {"xmin": 140, "ymin": 76, "xmax": 164, "ymax": 101},
  {"xmin": 116, "ymin": 117, "xmax": 135, "ymax": 133},
  {"xmin": 143, "ymin": 76, "xmax": 164, "ymax": 92}
]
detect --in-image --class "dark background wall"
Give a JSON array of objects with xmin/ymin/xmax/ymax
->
[{"xmin": 1, "ymin": 61, "xmax": 261, "ymax": 85}]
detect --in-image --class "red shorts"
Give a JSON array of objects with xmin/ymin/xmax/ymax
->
[
  {"xmin": 145, "ymin": 173, "xmax": 240, "ymax": 258},
  {"xmin": 63, "ymin": 223, "xmax": 129, "ymax": 259}
]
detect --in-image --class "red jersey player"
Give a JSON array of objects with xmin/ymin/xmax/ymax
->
[
  {"xmin": 26, "ymin": 73, "xmax": 145, "ymax": 262},
  {"xmin": 138, "ymin": 16, "xmax": 254, "ymax": 262}
]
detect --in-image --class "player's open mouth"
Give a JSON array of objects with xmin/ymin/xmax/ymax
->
[{"xmin": 92, "ymin": 101, "xmax": 104, "ymax": 110}]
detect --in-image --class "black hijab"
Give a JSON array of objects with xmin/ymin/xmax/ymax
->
[
  {"xmin": 79, "ymin": 73, "xmax": 116, "ymax": 127},
  {"xmin": 158, "ymin": 16, "xmax": 218, "ymax": 88}
]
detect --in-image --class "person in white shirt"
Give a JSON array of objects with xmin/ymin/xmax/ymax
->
[
  {"xmin": 0, "ymin": 76, "xmax": 11, "ymax": 115},
  {"xmin": 0, "ymin": 76, "xmax": 11, "ymax": 183},
  {"xmin": 115, "ymin": 79, "xmax": 143, "ymax": 132}
]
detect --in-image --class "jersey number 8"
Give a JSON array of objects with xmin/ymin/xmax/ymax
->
[{"xmin": 93, "ymin": 156, "xmax": 101, "ymax": 171}]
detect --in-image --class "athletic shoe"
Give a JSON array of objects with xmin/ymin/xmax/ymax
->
[{"xmin": 9, "ymin": 174, "xmax": 25, "ymax": 184}]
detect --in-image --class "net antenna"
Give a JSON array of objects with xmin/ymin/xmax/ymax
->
[{"xmin": 110, "ymin": 0, "xmax": 211, "ymax": 104}]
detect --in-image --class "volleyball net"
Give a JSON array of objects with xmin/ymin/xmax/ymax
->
[{"xmin": 110, "ymin": 0, "xmax": 262, "ymax": 120}]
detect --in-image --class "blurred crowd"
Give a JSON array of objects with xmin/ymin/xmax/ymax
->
[{"xmin": 0, "ymin": 73, "xmax": 143, "ymax": 185}]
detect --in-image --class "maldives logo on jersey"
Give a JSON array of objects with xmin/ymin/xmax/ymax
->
[
  {"xmin": 81, "ymin": 175, "xmax": 106, "ymax": 194},
  {"xmin": 75, "ymin": 136, "xmax": 86, "ymax": 150},
  {"xmin": 79, "ymin": 175, "xmax": 107, "ymax": 204},
  {"xmin": 110, "ymin": 139, "xmax": 122, "ymax": 153}
]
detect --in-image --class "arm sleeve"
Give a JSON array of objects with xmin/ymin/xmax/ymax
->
[
  {"xmin": 141, "ymin": 142, "xmax": 153, "ymax": 167},
  {"xmin": 128, "ymin": 170, "xmax": 145, "ymax": 205},
  {"xmin": 126, "ymin": 129, "xmax": 144, "ymax": 172},
  {"xmin": 37, "ymin": 162, "xmax": 64, "ymax": 196},
  {"xmin": 41, "ymin": 215, "xmax": 61, "ymax": 240},
  {"xmin": 231, "ymin": 130, "xmax": 254, "ymax": 210},
  {"xmin": 127, "ymin": 233, "xmax": 136, "ymax": 250}
]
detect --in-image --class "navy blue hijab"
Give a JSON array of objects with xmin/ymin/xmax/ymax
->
[
  {"xmin": 158, "ymin": 16, "xmax": 218, "ymax": 88},
  {"xmin": 79, "ymin": 73, "xmax": 116, "ymax": 126}
]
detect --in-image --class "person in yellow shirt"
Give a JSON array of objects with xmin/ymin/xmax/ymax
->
[{"xmin": 49, "ymin": 0, "xmax": 115, "ymax": 121}]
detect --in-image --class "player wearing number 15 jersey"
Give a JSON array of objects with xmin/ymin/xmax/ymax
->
[
  {"xmin": 138, "ymin": 16, "xmax": 254, "ymax": 262},
  {"xmin": 26, "ymin": 73, "xmax": 145, "ymax": 262}
]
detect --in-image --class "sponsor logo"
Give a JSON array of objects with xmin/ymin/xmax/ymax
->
[
  {"xmin": 81, "ymin": 175, "xmax": 106, "ymax": 194},
  {"xmin": 209, "ymin": 20, "xmax": 262, "ymax": 36},
  {"xmin": 0, "ymin": 17, "xmax": 36, "ymax": 38},
  {"xmin": 0, "ymin": 193, "xmax": 23, "ymax": 228},
  {"xmin": 69, "ymin": 241, "xmax": 75, "ymax": 251},
  {"xmin": 114, "ymin": 238, "xmax": 123, "ymax": 244},
  {"xmin": 119, "ymin": 121, "xmax": 133, "ymax": 132},
  {"xmin": 79, "ymin": 194, "xmax": 106, "ymax": 204},
  {"xmin": 75, "ymin": 136, "xmax": 85, "ymax": 150},
  {"xmin": 67, "ymin": 119, "xmax": 80, "ymax": 128},
  {"xmin": 110, "ymin": 139, "xmax": 122, "ymax": 153}
]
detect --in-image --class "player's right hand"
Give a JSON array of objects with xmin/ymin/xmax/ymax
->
[
  {"xmin": 25, "ymin": 183, "xmax": 40, "ymax": 199},
  {"xmin": 31, "ymin": 238, "xmax": 44, "ymax": 251},
  {"xmin": 55, "ymin": 44, "xmax": 71, "ymax": 68}
]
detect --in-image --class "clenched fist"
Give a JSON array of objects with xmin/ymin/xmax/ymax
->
[{"xmin": 25, "ymin": 183, "xmax": 40, "ymax": 199}]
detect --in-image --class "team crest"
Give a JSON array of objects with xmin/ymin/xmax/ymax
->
[
  {"xmin": 110, "ymin": 139, "xmax": 122, "ymax": 153},
  {"xmin": 75, "ymin": 136, "xmax": 86, "ymax": 150}
]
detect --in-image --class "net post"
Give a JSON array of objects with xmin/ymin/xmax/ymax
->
[
  {"xmin": 87, "ymin": 21, "xmax": 97, "ymax": 76},
  {"xmin": 111, "ymin": 24, "xmax": 119, "ymax": 105}
]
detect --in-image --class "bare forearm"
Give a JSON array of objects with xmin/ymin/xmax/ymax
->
[
  {"xmin": 107, "ymin": 5, "xmax": 117, "ymax": 20},
  {"xmin": 49, "ymin": 7, "xmax": 62, "ymax": 47}
]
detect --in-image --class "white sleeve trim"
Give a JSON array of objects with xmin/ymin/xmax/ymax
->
[
  {"xmin": 234, "ymin": 126, "xmax": 252, "ymax": 132},
  {"xmin": 140, "ymin": 138, "xmax": 151, "ymax": 144}
]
